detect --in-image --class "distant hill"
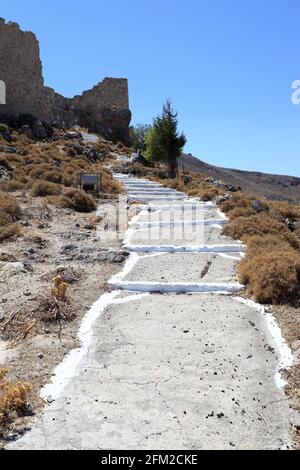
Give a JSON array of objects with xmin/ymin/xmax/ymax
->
[{"xmin": 179, "ymin": 153, "xmax": 300, "ymax": 202}]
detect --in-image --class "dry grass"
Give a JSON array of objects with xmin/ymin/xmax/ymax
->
[
  {"xmin": 238, "ymin": 251, "xmax": 300, "ymax": 304},
  {"xmin": 269, "ymin": 200, "xmax": 300, "ymax": 221},
  {"xmin": 0, "ymin": 133, "xmax": 123, "ymax": 230},
  {"xmin": 0, "ymin": 369, "xmax": 32, "ymax": 427},
  {"xmin": 0, "ymin": 179, "xmax": 25, "ymax": 192},
  {"xmin": 30, "ymin": 181, "xmax": 62, "ymax": 197},
  {"xmin": 219, "ymin": 192, "xmax": 300, "ymax": 305},
  {"xmin": 244, "ymin": 234, "xmax": 295, "ymax": 257},
  {"xmin": 0, "ymin": 224, "xmax": 21, "ymax": 242},
  {"xmin": 219, "ymin": 193, "xmax": 267, "ymax": 213},
  {"xmin": 0, "ymin": 191, "xmax": 22, "ymax": 241},
  {"xmin": 225, "ymin": 207, "xmax": 256, "ymax": 219},
  {"xmin": 224, "ymin": 213, "xmax": 299, "ymax": 249},
  {"xmin": 91, "ymin": 166, "xmax": 123, "ymax": 194},
  {"xmin": 61, "ymin": 189, "xmax": 96, "ymax": 213},
  {"xmin": 188, "ymin": 186, "xmax": 221, "ymax": 201},
  {"xmin": 0, "ymin": 191, "xmax": 21, "ymax": 222}
]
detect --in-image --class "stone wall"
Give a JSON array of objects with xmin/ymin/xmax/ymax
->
[{"xmin": 0, "ymin": 19, "xmax": 131, "ymax": 144}]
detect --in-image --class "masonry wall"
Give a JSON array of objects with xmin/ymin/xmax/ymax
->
[
  {"xmin": 0, "ymin": 19, "xmax": 45, "ymax": 116},
  {"xmin": 0, "ymin": 19, "xmax": 131, "ymax": 143}
]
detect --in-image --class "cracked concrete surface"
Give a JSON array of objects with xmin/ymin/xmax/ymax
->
[
  {"xmin": 9, "ymin": 174, "xmax": 294, "ymax": 450},
  {"xmin": 123, "ymin": 253, "xmax": 239, "ymax": 283}
]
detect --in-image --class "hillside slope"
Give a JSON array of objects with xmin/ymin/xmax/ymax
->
[{"xmin": 179, "ymin": 154, "xmax": 300, "ymax": 202}]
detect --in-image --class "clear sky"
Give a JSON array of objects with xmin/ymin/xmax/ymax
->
[{"xmin": 1, "ymin": 0, "xmax": 300, "ymax": 177}]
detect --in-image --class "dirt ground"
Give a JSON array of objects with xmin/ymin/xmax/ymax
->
[
  {"xmin": 0, "ymin": 192, "xmax": 127, "ymax": 445},
  {"xmin": 271, "ymin": 304, "xmax": 300, "ymax": 447}
]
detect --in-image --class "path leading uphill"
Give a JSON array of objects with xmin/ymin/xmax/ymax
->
[{"xmin": 10, "ymin": 174, "xmax": 293, "ymax": 450}]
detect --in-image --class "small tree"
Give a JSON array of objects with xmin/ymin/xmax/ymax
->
[
  {"xmin": 130, "ymin": 123, "xmax": 151, "ymax": 152},
  {"xmin": 145, "ymin": 100, "xmax": 186, "ymax": 178}
]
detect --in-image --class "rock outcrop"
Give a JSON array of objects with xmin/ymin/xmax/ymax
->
[{"xmin": 0, "ymin": 19, "xmax": 131, "ymax": 144}]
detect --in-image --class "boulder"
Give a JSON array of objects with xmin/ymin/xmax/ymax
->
[
  {"xmin": 83, "ymin": 146, "xmax": 101, "ymax": 162},
  {"xmin": 20, "ymin": 124, "xmax": 33, "ymax": 139},
  {"xmin": 4, "ymin": 146, "xmax": 17, "ymax": 153},
  {"xmin": 31, "ymin": 120, "xmax": 48, "ymax": 139},
  {"xmin": 228, "ymin": 185, "xmax": 241, "ymax": 192},
  {"xmin": 284, "ymin": 218, "xmax": 296, "ymax": 232},
  {"xmin": 132, "ymin": 153, "xmax": 148, "ymax": 166},
  {"xmin": 1, "ymin": 112, "xmax": 50, "ymax": 141},
  {"xmin": 0, "ymin": 164, "xmax": 9, "ymax": 181},
  {"xmin": 64, "ymin": 130, "xmax": 82, "ymax": 140},
  {"xmin": 252, "ymin": 200, "xmax": 264, "ymax": 213},
  {"xmin": 216, "ymin": 194, "xmax": 230, "ymax": 203},
  {"xmin": 181, "ymin": 175, "xmax": 192, "ymax": 185},
  {"xmin": 0, "ymin": 262, "xmax": 26, "ymax": 279}
]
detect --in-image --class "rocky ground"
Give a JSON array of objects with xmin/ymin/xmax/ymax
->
[{"xmin": 0, "ymin": 193, "xmax": 127, "ymax": 445}]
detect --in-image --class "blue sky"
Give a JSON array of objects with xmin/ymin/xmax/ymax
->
[{"xmin": 1, "ymin": 0, "xmax": 300, "ymax": 176}]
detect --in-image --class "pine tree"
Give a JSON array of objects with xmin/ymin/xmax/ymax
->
[{"xmin": 145, "ymin": 100, "xmax": 186, "ymax": 178}]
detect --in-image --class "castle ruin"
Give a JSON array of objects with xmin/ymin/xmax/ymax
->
[{"xmin": 0, "ymin": 19, "xmax": 131, "ymax": 144}]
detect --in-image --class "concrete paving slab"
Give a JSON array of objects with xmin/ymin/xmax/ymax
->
[
  {"xmin": 126, "ymin": 224, "xmax": 234, "ymax": 246},
  {"xmin": 123, "ymin": 253, "xmax": 238, "ymax": 283},
  {"xmin": 136, "ymin": 208, "xmax": 225, "ymax": 223},
  {"xmin": 10, "ymin": 294, "xmax": 291, "ymax": 450}
]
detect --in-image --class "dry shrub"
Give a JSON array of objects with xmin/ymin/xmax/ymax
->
[
  {"xmin": 12, "ymin": 167, "xmax": 29, "ymax": 184},
  {"xmin": 51, "ymin": 276, "xmax": 68, "ymax": 302},
  {"xmin": 10, "ymin": 131, "xmax": 31, "ymax": 146},
  {"xmin": 160, "ymin": 179, "xmax": 182, "ymax": 190},
  {"xmin": 71, "ymin": 158, "xmax": 90, "ymax": 170},
  {"xmin": 0, "ymin": 369, "xmax": 32, "ymax": 425},
  {"xmin": 238, "ymin": 251, "xmax": 300, "ymax": 304},
  {"xmin": 101, "ymin": 173, "xmax": 121, "ymax": 193},
  {"xmin": 29, "ymin": 163, "xmax": 54, "ymax": 179},
  {"xmin": 36, "ymin": 276, "xmax": 75, "ymax": 323},
  {"xmin": 61, "ymin": 172, "xmax": 76, "ymax": 187},
  {"xmin": 220, "ymin": 194, "xmax": 265, "ymax": 213},
  {"xmin": 97, "ymin": 168, "xmax": 121, "ymax": 194},
  {"xmin": 226, "ymin": 207, "xmax": 256, "ymax": 219},
  {"xmin": 3, "ymin": 153, "xmax": 24, "ymax": 165},
  {"xmin": 0, "ymin": 191, "xmax": 21, "ymax": 223},
  {"xmin": 269, "ymin": 201, "xmax": 300, "ymax": 221},
  {"xmin": 188, "ymin": 186, "xmax": 220, "ymax": 201},
  {"xmin": 0, "ymin": 223, "xmax": 21, "ymax": 242},
  {"xmin": 245, "ymin": 234, "xmax": 295, "ymax": 257},
  {"xmin": 0, "ymin": 179, "xmax": 25, "ymax": 192},
  {"xmin": 30, "ymin": 181, "xmax": 62, "ymax": 197},
  {"xmin": 148, "ymin": 171, "xmax": 220, "ymax": 201},
  {"xmin": 42, "ymin": 170, "xmax": 62, "ymax": 184},
  {"xmin": 116, "ymin": 141, "xmax": 131, "ymax": 154},
  {"xmin": 61, "ymin": 188, "xmax": 96, "ymax": 212},
  {"xmin": 224, "ymin": 213, "xmax": 299, "ymax": 249},
  {"xmin": 0, "ymin": 156, "xmax": 12, "ymax": 171}
]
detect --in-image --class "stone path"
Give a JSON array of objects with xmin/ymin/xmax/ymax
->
[{"xmin": 10, "ymin": 174, "xmax": 293, "ymax": 450}]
